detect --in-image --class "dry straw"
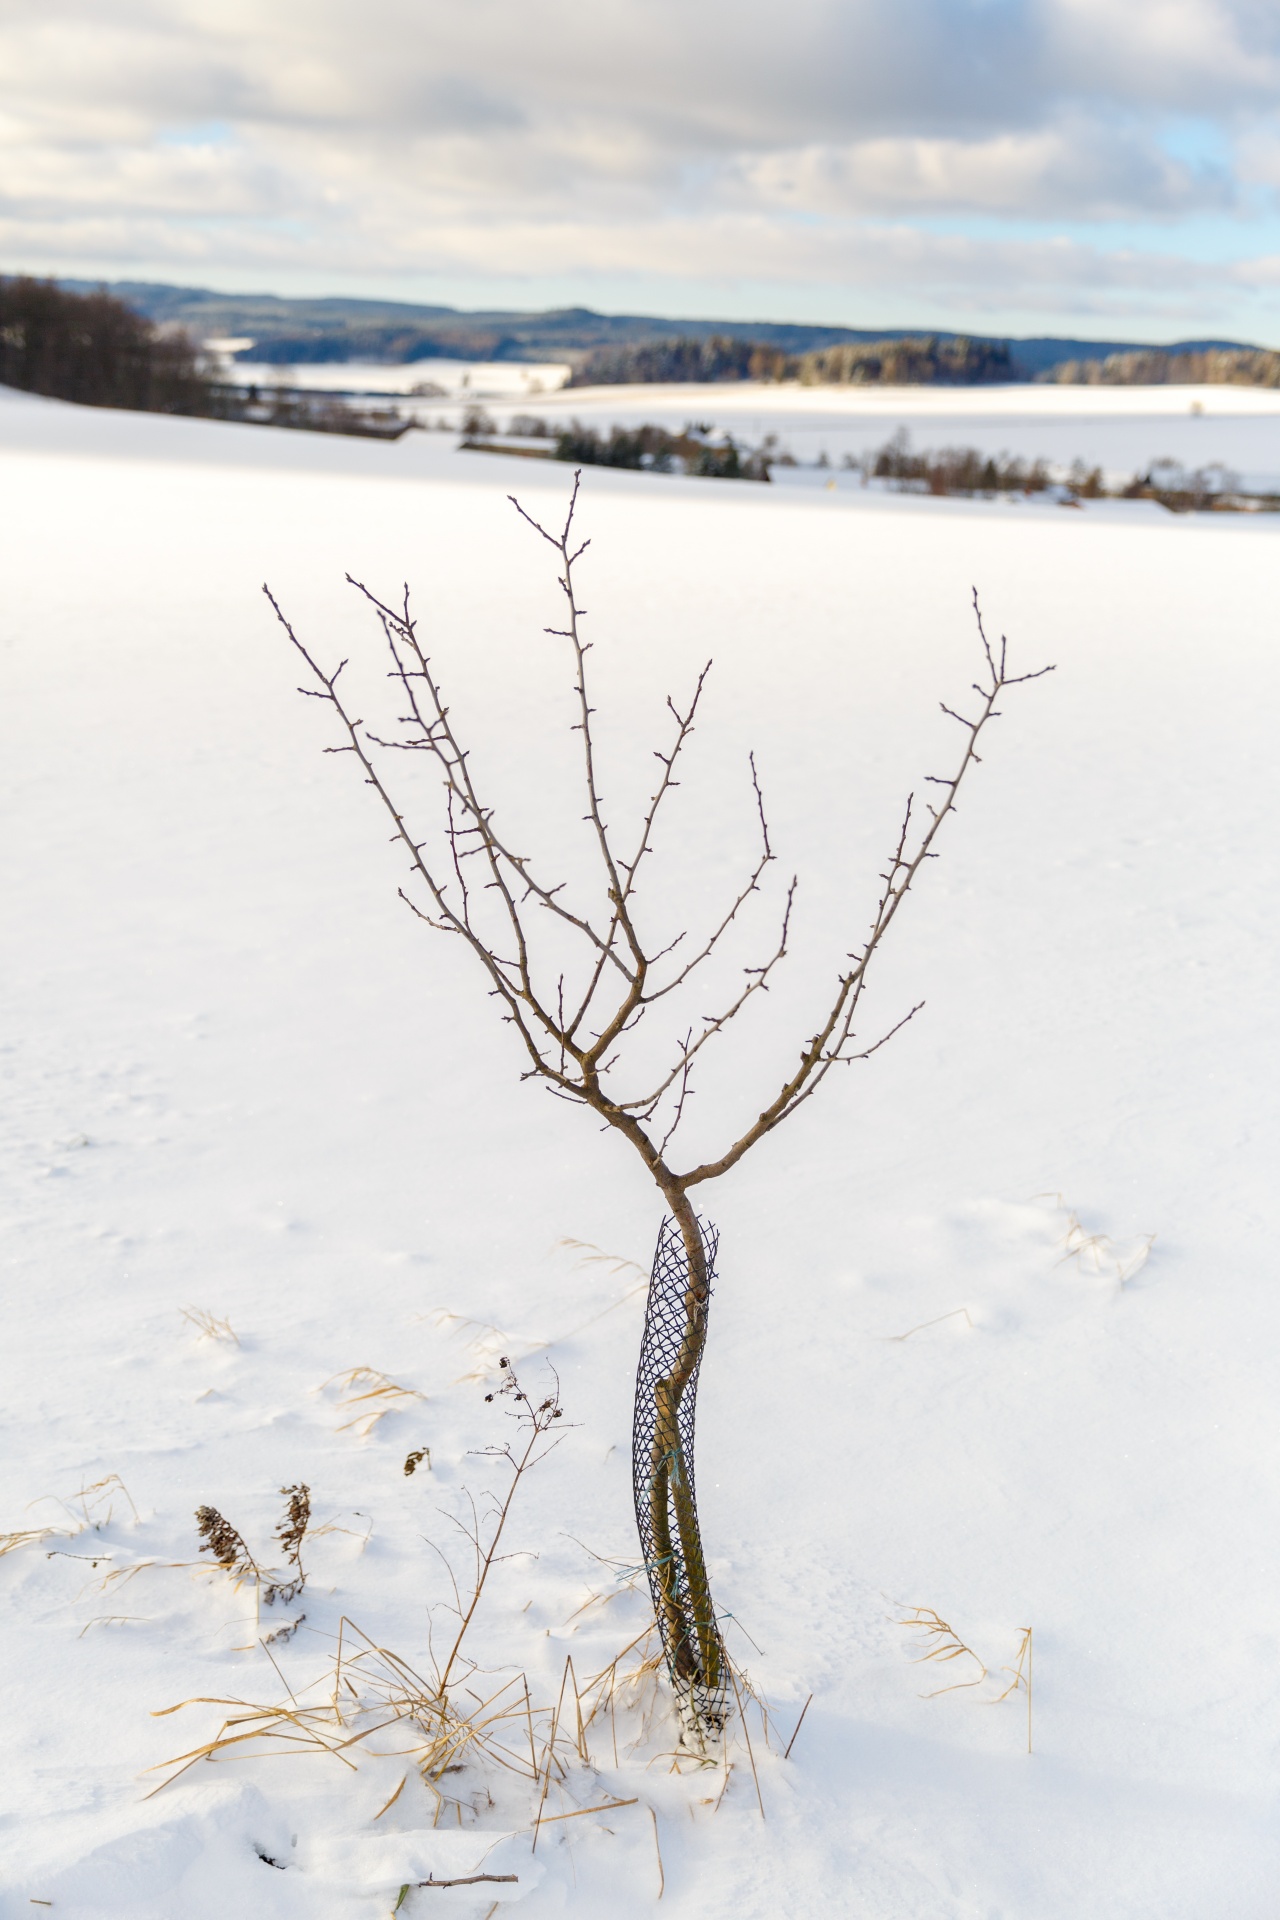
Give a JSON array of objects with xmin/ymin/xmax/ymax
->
[
  {"xmin": 1038, "ymin": 1192, "xmax": 1156, "ymax": 1287},
  {"xmin": 899, "ymin": 1604, "xmax": 1034, "ymax": 1750},
  {"xmin": 897, "ymin": 1606, "xmax": 988, "ymax": 1695},
  {"xmin": 150, "ymin": 1368, "xmax": 785, "ymax": 1833},
  {"xmin": 323, "ymin": 1367, "xmax": 425, "ymax": 1436},
  {"xmin": 993, "ymin": 1626, "xmax": 1033, "ymax": 1754},
  {"xmin": 2, "ymin": 1474, "xmax": 139, "ymax": 1561},
  {"xmin": 180, "ymin": 1307, "xmax": 240, "ymax": 1345}
]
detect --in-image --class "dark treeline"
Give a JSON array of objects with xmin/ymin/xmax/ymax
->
[
  {"xmin": 247, "ymin": 325, "xmax": 515, "ymax": 364},
  {"xmin": 868, "ymin": 432, "xmax": 1050, "ymax": 494},
  {"xmin": 566, "ymin": 336, "xmax": 792, "ymax": 386},
  {"xmin": 0, "ymin": 277, "xmax": 211, "ymax": 413},
  {"xmin": 535, "ymin": 418, "xmax": 772, "ymax": 480},
  {"xmin": 1045, "ymin": 345, "xmax": 1280, "ymax": 389},
  {"xmin": 567, "ymin": 331, "xmax": 1012, "ymax": 387},
  {"xmin": 798, "ymin": 335, "xmax": 1012, "ymax": 385}
]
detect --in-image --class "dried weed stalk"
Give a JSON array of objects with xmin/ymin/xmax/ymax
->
[
  {"xmin": 153, "ymin": 1376, "xmax": 770, "ymax": 1822},
  {"xmin": 266, "ymin": 1484, "xmax": 310, "ymax": 1606},
  {"xmin": 436, "ymin": 1362, "xmax": 564, "ymax": 1698},
  {"xmin": 196, "ymin": 1507, "xmax": 260, "ymax": 1585},
  {"xmin": 154, "ymin": 1374, "xmax": 570, "ymax": 1811},
  {"xmin": 992, "ymin": 1625, "xmax": 1033, "ymax": 1753},
  {"xmin": 195, "ymin": 1484, "xmax": 311, "ymax": 1610}
]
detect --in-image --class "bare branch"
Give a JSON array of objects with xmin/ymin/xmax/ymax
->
[
  {"xmin": 275, "ymin": 519, "xmax": 1050, "ymax": 1216},
  {"xmin": 678, "ymin": 595, "xmax": 1053, "ymax": 1187}
]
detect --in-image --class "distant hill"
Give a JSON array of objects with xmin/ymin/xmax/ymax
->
[{"xmin": 55, "ymin": 279, "xmax": 1255, "ymax": 381}]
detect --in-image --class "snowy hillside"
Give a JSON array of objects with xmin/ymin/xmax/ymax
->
[{"xmin": 2, "ymin": 386, "xmax": 1279, "ymax": 1918}]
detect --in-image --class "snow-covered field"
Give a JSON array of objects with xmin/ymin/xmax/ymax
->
[
  {"xmin": 509, "ymin": 376, "xmax": 1280, "ymax": 493},
  {"xmin": 3, "ymin": 383, "xmax": 1279, "ymax": 1919},
  {"xmin": 220, "ymin": 360, "xmax": 1280, "ymax": 490},
  {"xmin": 228, "ymin": 358, "xmax": 572, "ymax": 401}
]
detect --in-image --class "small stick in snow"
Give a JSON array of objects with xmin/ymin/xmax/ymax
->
[
  {"xmin": 534, "ymin": 1797, "xmax": 638, "ymax": 1826},
  {"xmin": 727, "ymin": 1663, "xmax": 765, "ymax": 1820},
  {"xmin": 885, "ymin": 1306, "xmax": 972, "ymax": 1342},
  {"xmin": 650, "ymin": 1807, "xmax": 664, "ymax": 1899},
  {"xmin": 993, "ymin": 1626, "xmax": 1033, "ymax": 1753},
  {"xmin": 414, "ymin": 1872, "xmax": 518, "ymax": 1888},
  {"xmin": 782, "ymin": 1692, "xmax": 813, "ymax": 1760}
]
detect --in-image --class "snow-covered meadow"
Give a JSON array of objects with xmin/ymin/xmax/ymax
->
[
  {"xmin": 2, "ymin": 382, "xmax": 1279, "ymax": 1918},
  {"xmin": 521, "ymin": 372, "xmax": 1280, "ymax": 492},
  {"xmin": 282, "ymin": 365, "xmax": 1280, "ymax": 494}
]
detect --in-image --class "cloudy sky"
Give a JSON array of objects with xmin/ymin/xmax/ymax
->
[{"xmin": 4, "ymin": 0, "xmax": 1280, "ymax": 340}]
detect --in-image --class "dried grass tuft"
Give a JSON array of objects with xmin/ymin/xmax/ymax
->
[
  {"xmin": 180, "ymin": 1306, "xmax": 240, "ymax": 1345},
  {"xmin": 153, "ymin": 1374, "xmax": 777, "ymax": 1831},
  {"xmin": 429, "ymin": 1245, "xmax": 647, "ymax": 1389},
  {"xmin": 1039, "ymin": 1193, "xmax": 1156, "ymax": 1287},
  {"xmin": 3, "ymin": 1473, "xmax": 140, "ymax": 1561},
  {"xmin": 898, "ymin": 1606, "xmax": 988, "ymax": 1695},
  {"xmin": 552, "ymin": 1238, "xmax": 647, "ymax": 1284},
  {"xmin": 323, "ymin": 1368, "xmax": 425, "ymax": 1436},
  {"xmin": 427, "ymin": 1313, "xmax": 543, "ymax": 1386},
  {"xmin": 899, "ymin": 1604, "xmax": 1035, "ymax": 1751},
  {"xmin": 0, "ymin": 1525, "xmax": 63, "ymax": 1560}
]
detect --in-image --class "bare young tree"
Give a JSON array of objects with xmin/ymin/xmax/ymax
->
[{"xmin": 267, "ymin": 477, "xmax": 1051, "ymax": 1748}]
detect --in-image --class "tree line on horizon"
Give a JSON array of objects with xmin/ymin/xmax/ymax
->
[
  {"xmin": 0, "ymin": 276, "xmax": 214, "ymax": 413},
  {"xmin": 1044, "ymin": 345, "xmax": 1280, "ymax": 388},
  {"xmin": 566, "ymin": 333, "xmax": 1014, "ymax": 387}
]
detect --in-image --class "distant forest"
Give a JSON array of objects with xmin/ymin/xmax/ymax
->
[
  {"xmin": 796, "ymin": 336, "xmax": 1011, "ymax": 385},
  {"xmin": 7, "ymin": 277, "xmax": 1273, "ymax": 418},
  {"xmin": 566, "ymin": 333, "xmax": 1013, "ymax": 387},
  {"xmin": 1045, "ymin": 345, "xmax": 1280, "ymax": 388},
  {"xmin": 565, "ymin": 336, "xmax": 793, "ymax": 385},
  {"xmin": 0, "ymin": 277, "xmax": 210, "ymax": 412},
  {"xmin": 64, "ymin": 280, "xmax": 1257, "ymax": 379}
]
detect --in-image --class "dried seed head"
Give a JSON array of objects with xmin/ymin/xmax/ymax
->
[{"xmin": 195, "ymin": 1505, "xmax": 251, "ymax": 1574}]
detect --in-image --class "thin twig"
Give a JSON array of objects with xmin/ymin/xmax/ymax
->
[
  {"xmin": 650, "ymin": 1807, "xmax": 665, "ymax": 1900},
  {"xmin": 727, "ymin": 1664, "xmax": 765, "ymax": 1820},
  {"xmin": 782, "ymin": 1693, "xmax": 813, "ymax": 1761}
]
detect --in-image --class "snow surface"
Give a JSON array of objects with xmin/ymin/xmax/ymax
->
[
  {"xmin": 227, "ymin": 359, "xmax": 572, "ymax": 400},
  {"xmin": 508, "ymin": 378, "xmax": 1280, "ymax": 494},
  {"xmin": 213, "ymin": 364, "xmax": 1280, "ymax": 490},
  {"xmin": 3, "ymin": 387, "xmax": 1280, "ymax": 1919}
]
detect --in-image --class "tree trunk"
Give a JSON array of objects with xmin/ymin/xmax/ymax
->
[{"xmin": 632, "ymin": 1193, "xmax": 727, "ymax": 1746}]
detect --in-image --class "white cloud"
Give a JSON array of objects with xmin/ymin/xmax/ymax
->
[
  {"xmin": 737, "ymin": 125, "xmax": 1233, "ymax": 220},
  {"xmin": 1, "ymin": 0, "xmax": 1280, "ymax": 328}
]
